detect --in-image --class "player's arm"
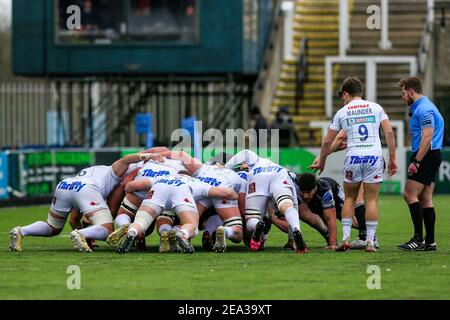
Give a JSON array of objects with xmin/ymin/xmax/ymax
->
[
  {"xmin": 413, "ymin": 110, "xmax": 435, "ymax": 169},
  {"xmin": 322, "ymin": 208, "xmax": 337, "ymax": 248},
  {"xmin": 380, "ymin": 119, "xmax": 398, "ymax": 176},
  {"xmin": 208, "ymin": 187, "xmax": 239, "ymax": 200},
  {"xmin": 112, "ymin": 152, "xmax": 163, "ymax": 178},
  {"xmin": 161, "ymin": 150, "xmax": 203, "ymax": 174},
  {"xmin": 308, "ymin": 128, "xmax": 339, "ymax": 174},
  {"xmin": 311, "ymin": 130, "xmax": 347, "ymax": 167},
  {"xmin": 107, "ymin": 168, "xmax": 140, "ymax": 217},
  {"xmin": 124, "ymin": 179, "xmax": 152, "ymax": 193},
  {"xmin": 269, "ymin": 208, "xmax": 289, "ymax": 233},
  {"xmin": 224, "ymin": 150, "xmax": 259, "ymax": 169},
  {"xmin": 143, "ymin": 146, "xmax": 170, "ymax": 154}
]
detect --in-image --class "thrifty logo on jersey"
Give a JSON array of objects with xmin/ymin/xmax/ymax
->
[
  {"xmin": 252, "ymin": 166, "xmax": 283, "ymax": 175},
  {"xmin": 237, "ymin": 172, "xmax": 248, "ymax": 180},
  {"xmin": 141, "ymin": 169, "xmax": 171, "ymax": 178},
  {"xmin": 349, "ymin": 156, "xmax": 379, "ymax": 166},
  {"xmin": 346, "ymin": 115, "xmax": 376, "ymax": 126},
  {"xmin": 156, "ymin": 178, "xmax": 185, "ymax": 187},
  {"xmin": 346, "ymin": 107, "xmax": 373, "ymax": 117},
  {"xmin": 57, "ymin": 181, "xmax": 86, "ymax": 192},
  {"xmin": 196, "ymin": 176, "xmax": 222, "ymax": 187}
]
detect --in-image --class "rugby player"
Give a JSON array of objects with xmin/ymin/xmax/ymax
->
[
  {"xmin": 309, "ymin": 77, "xmax": 397, "ymax": 252},
  {"xmin": 9, "ymin": 152, "xmax": 162, "ymax": 252},
  {"xmin": 224, "ymin": 149, "xmax": 308, "ymax": 253},
  {"xmin": 161, "ymin": 151, "xmax": 247, "ymax": 253},
  {"xmin": 106, "ymin": 149, "xmax": 185, "ymax": 247},
  {"xmin": 115, "ymin": 171, "xmax": 239, "ymax": 254}
]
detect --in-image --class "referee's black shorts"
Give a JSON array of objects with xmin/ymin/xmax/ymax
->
[{"xmin": 408, "ymin": 150, "xmax": 442, "ymax": 186}]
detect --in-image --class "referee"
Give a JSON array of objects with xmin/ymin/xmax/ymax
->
[{"xmin": 398, "ymin": 77, "xmax": 444, "ymax": 251}]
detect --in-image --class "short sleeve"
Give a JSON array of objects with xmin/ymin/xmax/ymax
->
[
  {"xmin": 321, "ymin": 190, "xmax": 335, "ymax": 209},
  {"xmin": 380, "ymin": 107, "xmax": 389, "ymax": 122},
  {"xmin": 329, "ymin": 113, "xmax": 341, "ymax": 131},
  {"xmin": 420, "ymin": 110, "xmax": 435, "ymax": 129}
]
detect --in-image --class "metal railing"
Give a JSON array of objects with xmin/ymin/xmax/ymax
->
[{"xmin": 295, "ymin": 37, "xmax": 308, "ymax": 115}]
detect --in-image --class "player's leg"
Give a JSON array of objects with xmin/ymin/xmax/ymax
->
[
  {"xmin": 399, "ymin": 179, "xmax": 426, "ymax": 250},
  {"xmin": 362, "ymin": 182, "xmax": 381, "ymax": 252},
  {"xmin": 10, "ymin": 189, "xmax": 71, "ymax": 252},
  {"xmin": 10, "ymin": 209, "xmax": 69, "ymax": 252},
  {"xmin": 355, "ymin": 184, "xmax": 367, "ymax": 240},
  {"xmin": 117, "ymin": 202, "xmax": 162, "ymax": 254},
  {"xmin": 272, "ymin": 181, "xmax": 307, "ymax": 254},
  {"xmin": 173, "ymin": 205, "xmax": 199, "ymax": 254},
  {"xmin": 108, "ymin": 192, "xmax": 143, "ymax": 245},
  {"xmin": 156, "ymin": 212, "xmax": 176, "ymax": 252},
  {"xmin": 244, "ymin": 195, "xmax": 268, "ymax": 251},
  {"xmin": 336, "ymin": 182, "xmax": 361, "ymax": 251},
  {"xmin": 419, "ymin": 182, "xmax": 437, "ymax": 250},
  {"xmin": 299, "ymin": 203, "xmax": 329, "ymax": 246},
  {"xmin": 214, "ymin": 205, "xmax": 243, "ymax": 253}
]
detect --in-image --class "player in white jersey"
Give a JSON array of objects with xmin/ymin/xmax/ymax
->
[
  {"xmin": 116, "ymin": 172, "xmax": 239, "ymax": 253},
  {"xmin": 224, "ymin": 149, "xmax": 308, "ymax": 253},
  {"xmin": 159, "ymin": 151, "xmax": 247, "ymax": 253},
  {"xmin": 106, "ymin": 153, "xmax": 185, "ymax": 247},
  {"xmin": 9, "ymin": 152, "xmax": 162, "ymax": 253},
  {"xmin": 309, "ymin": 77, "xmax": 397, "ymax": 252}
]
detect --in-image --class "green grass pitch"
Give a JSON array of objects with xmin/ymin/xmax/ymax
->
[{"xmin": 0, "ymin": 195, "xmax": 449, "ymax": 300}]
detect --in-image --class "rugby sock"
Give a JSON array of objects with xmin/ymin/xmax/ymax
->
[
  {"xmin": 423, "ymin": 207, "xmax": 436, "ymax": 244},
  {"xmin": 180, "ymin": 228, "xmax": 190, "ymax": 239},
  {"xmin": 224, "ymin": 226, "xmax": 234, "ymax": 239},
  {"xmin": 284, "ymin": 207, "xmax": 301, "ymax": 232},
  {"xmin": 205, "ymin": 215, "xmax": 223, "ymax": 235},
  {"xmin": 128, "ymin": 228, "xmax": 138, "ymax": 237},
  {"xmin": 408, "ymin": 202, "xmax": 423, "ymax": 242},
  {"xmin": 158, "ymin": 224, "xmax": 172, "ymax": 235},
  {"xmin": 288, "ymin": 225, "xmax": 294, "ymax": 241},
  {"xmin": 78, "ymin": 225, "xmax": 109, "ymax": 240},
  {"xmin": 21, "ymin": 221, "xmax": 52, "ymax": 237},
  {"xmin": 366, "ymin": 221, "xmax": 378, "ymax": 244},
  {"xmin": 342, "ymin": 218, "xmax": 352, "ymax": 241},
  {"xmin": 246, "ymin": 218, "xmax": 259, "ymax": 233},
  {"xmin": 355, "ymin": 203, "xmax": 367, "ymax": 240},
  {"xmin": 115, "ymin": 214, "xmax": 131, "ymax": 227}
]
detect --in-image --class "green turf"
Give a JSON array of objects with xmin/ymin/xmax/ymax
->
[{"xmin": 0, "ymin": 195, "xmax": 449, "ymax": 300}]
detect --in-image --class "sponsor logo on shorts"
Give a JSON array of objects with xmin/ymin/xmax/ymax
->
[
  {"xmin": 345, "ymin": 170, "xmax": 353, "ymax": 180},
  {"xmin": 248, "ymin": 182, "xmax": 256, "ymax": 194},
  {"xmin": 349, "ymin": 155, "xmax": 379, "ymax": 166},
  {"xmin": 57, "ymin": 181, "xmax": 86, "ymax": 192},
  {"xmin": 90, "ymin": 201, "xmax": 99, "ymax": 206},
  {"xmin": 184, "ymin": 198, "xmax": 191, "ymax": 203},
  {"xmin": 146, "ymin": 191, "xmax": 154, "ymax": 199}
]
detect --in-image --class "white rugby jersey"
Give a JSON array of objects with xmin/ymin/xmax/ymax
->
[
  {"xmin": 154, "ymin": 174, "xmax": 212, "ymax": 201},
  {"xmin": 135, "ymin": 159, "xmax": 185, "ymax": 185},
  {"xmin": 74, "ymin": 165, "xmax": 121, "ymax": 198},
  {"xmin": 194, "ymin": 164, "xmax": 247, "ymax": 194},
  {"xmin": 330, "ymin": 99, "xmax": 389, "ymax": 156}
]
